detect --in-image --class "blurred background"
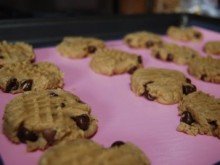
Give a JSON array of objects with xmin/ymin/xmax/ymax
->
[{"xmin": 0, "ymin": 0, "xmax": 219, "ymax": 19}]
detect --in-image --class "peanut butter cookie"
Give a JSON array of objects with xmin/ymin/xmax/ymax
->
[
  {"xmin": 56, "ymin": 37, "xmax": 105, "ymax": 58},
  {"xmin": 39, "ymin": 139, "xmax": 150, "ymax": 165},
  {"xmin": 177, "ymin": 91, "xmax": 220, "ymax": 139},
  {"xmin": 131, "ymin": 68, "xmax": 197, "ymax": 104},
  {"xmin": 3, "ymin": 89, "xmax": 98, "ymax": 151}
]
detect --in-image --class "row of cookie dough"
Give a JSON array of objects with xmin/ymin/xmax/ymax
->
[
  {"xmin": 124, "ymin": 25, "xmax": 220, "ymax": 56},
  {"xmin": 0, "ymin": 40, "xmax": 218, "ymax": 95},
  {"xmin": 0, "ymin": 28, "xmax": 219, "ymax": 94},
  {"xmin": 123, "ymin": 27, "xmax": 220, "ymax": 84},
  {"xmin": 55, "ymin": 29, "xmax": 220, "ymax": 84}
]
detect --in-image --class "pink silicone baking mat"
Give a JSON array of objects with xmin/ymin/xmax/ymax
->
[{"xmin": 0, "ymin": 27, "xmax": 220, "ymax": 165}]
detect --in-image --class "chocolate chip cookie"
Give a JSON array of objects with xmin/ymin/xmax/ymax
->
[
  {"xmin": 0, "ymin": 62, "xmax": 64, "ymax": 93},
  {"xmin": 124, "ymin": 31, "xmax": 163, "ymax": 49},
  {"xmin": 203, "ymin": 41, "xmax": 220, "ymax": 56},
  {"xmin": 56, "ymin": 37, "xmax": 105, "ymax": 58},
  {"xmin": 39, "ymin": 139, "xmax": 150, "ymax": 165},
  {"xmin": 167, "ymin": 26, "xmax": 203, "ymax": 42},
  {"xmin": 3, "ymin": 89, "xmax": 98, "ymax": 151},
  {"xmin": 90, "ymin": 48, "xmax": 143, "ymax": 76},
  {"xmin": 0, "ymin": 41, "xmax": 35, "ymax": 67},
  {"xmin": 130, "ymin": 68, "xmax": 197, "ymax": 104},
  {"xmin": 187, "ymin": 56, "xmax": 220, "ymax": 83},
  {"xmin": 177, "ymin": 91, "xmax": 220, "ymax": 139},
  {"xmin": 151, "ymin": 43, "xmax": 199, "ymax": 65}
]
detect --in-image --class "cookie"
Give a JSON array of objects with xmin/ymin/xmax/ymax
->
[
  {"xmin": 0, "ymin": 41, "xmax": 35, "ymax": 67},
  {"xmin": 96, "ymin": 141, "xmax": 150, "ymax": 165},
  {"xmin": 124, "ymin": 31, "xmax": 163, "ymax": 49},
  {"xmin": 203, "ymin": 41, "xmax": 220, "ymax": 55},
  {"xmin": 177, "ymin": 91, "xmax": 220, "ymax": 139},
  {"xmin": 187, "ymin": 56, "xmax": 220, "ymax": 83},
  {"xmin": 3, "ymin": 89, "xmax": 98, "ymax": 151},
  {"xmin": 56, "ymin": 37, "xmax": 105, "ymax": 58},
  {"xmin": 39, "ymin": 139, "xmax": 150, "ymax": 165},
  {"xmin": 0, "ymin": 62, "xmax": 64, "ymax": 94},
  {"xmin": 90, "ymin": 48, "xmax": 143, "ymax": 76},
  {"xmin": 151, "ymin": 43, "xmax": 199, "ymax": 65},
  {"xmin": 130, "ymin": 68, "xmax": 197, "ymax": 104},
  {"xmin": 167, "ymin": 26, "xmax": 203, "ymax": 42}
]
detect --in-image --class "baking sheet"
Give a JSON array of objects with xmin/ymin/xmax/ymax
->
[{"xmin": 0, "ymin": 27, "xmax": 220, "ymax": 165}]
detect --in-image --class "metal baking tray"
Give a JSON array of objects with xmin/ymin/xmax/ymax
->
[
  {"xmin": 0, "ymin": 14, "xmax": 220, "ymax": 165},
  {"xmin": 0, "ymin": 13, "xmax": 219, "ymax": 47}
]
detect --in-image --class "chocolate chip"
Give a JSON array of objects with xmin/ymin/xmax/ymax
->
[
  {"xmin": 142, "ymin": 90, "xmax": 156, "ymax": 101},
  {"xmin": 142, "ymin": 82, "xmax": 156, "ymax": 101},
  {"xmin": 128, "ymin": 66, "xmax": 138, "ymax": 74},
  {"xmin": 137, "ymin": 56, "xmax": 142, "ymax": 64},
  {"xmin": 182, "ymin": 85, "xmax": 196, "ymax": 95},
  {"xmin": 5, "ymin": 78, "xmax": 19, "ymax": 93},
  {"xmin": 155, "ymin": 52, "xmax": 160, "ymax": 59},
  {"xmin": 200, "ymin": 74, "xmax": 207, "ymax": 81},
  {"xmin": 126, "ymin": 38, "xmax": 132, "ymax": 44},
  {"xmin": 186, "ymin": 78, "xmax": 191, "ymax": 84},
  {"xmin": 194, "ymin": 32, "xmax": 201, "ymax": 39},
  {"xmin": 180, "ymin": 111, "xmax": 195, "ymax": 125},
  {"xmin": 71, "ymin": 114, "xmax": 90, "ymax": 131},
  {"xmin": 146, "ymin": 81, "xmax": 154, "ymax": 85},
  {"xmin": 20, "ymin": 79, "xmax": 33, "ymax": 91},
  {"xmin": 60, "ymin": 102, "xmax": 65, "ymax": 108},
  {"xmin": 49, "ymin": 92, "xmax": 58, "ymax": 97},
  {"xmin": 111, "ymin": 141, "xmax": 125, "ymax": 147},
  {"xmin": 209, "ymin": 121, "xmax": 218, "ymax": 131},
  {"xmin": 17, "ymin": 124, "xmax": 38, "ymax": 143},
  {"xmin": 166, "ymin": 53, "xmax": 173, "ymax": 61},
  {"xmin": 191, "ymin": 54, "xmax": 196, "ymax": 58},
  {"xmin": 87, "ymin": 46, "xmax": 97, "ymax": 53},
  {"xmin": 0, "ymin": 55, "xmax": 4, "ymax": 59},
  {"xmin": 43, "ymin": 129, "xmax": 56, "ymax": 145},
  {"xmin": 146, "ymin": 41, "xmax": 154, "ymax": 48}
]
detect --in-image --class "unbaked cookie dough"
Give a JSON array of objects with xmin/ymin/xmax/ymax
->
[
  {"xmin": 3, "ymin": 89, "xmax": 98, "ymax": 151},
  {"xmin": 0, "ymin": 62, "xmax": 64, "ymax": 93},
  {"xmin": 124, "ymin": 31, "xmax": 163, "ymax": 49},
  {"xmin": 203, "ymin": 41, "xmax": 220, "ymax": 55},
  {"xmin": 56, "ymin": 37, "xmax": 105, "ymax": 58},
  {"xmin": 167, "ymin": 26, "xmax": 203, "ymax": 42},
  {"xmin": 177, "ymin": 91, "xmax": 220, "ymax": 139},
  {"xmin": 90, "ymin": 48, "xmax": 143, "ymax": 76},
  {"xmin": 187, "ymin": 56, "xmax": 220, "ymax": 84},
  {"xmin": 131, "ymin": 68, "xmax": 197, "ymax": 104},
  {"xmin": 151, "ymin": 43, "xmax": 199, "ymax": 65},
  {"xmin": 39, "ymin": 139, "xmax": 151, "ymax": 165},
  {"xmin": 0, "ymin": 41, "xmax": 35, "ymax": 67}
]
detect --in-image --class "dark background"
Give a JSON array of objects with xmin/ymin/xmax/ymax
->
[
  {"xmin": 0, "ymin": 0, "xmax": 219, "ymax": 19},
  {"xmin": 0, "ymin": 0, "xmax": 165, "ymax": 19},
  {"xmin": 0, "ymin": 0, "xmax": 219, "ymax": 47}
]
